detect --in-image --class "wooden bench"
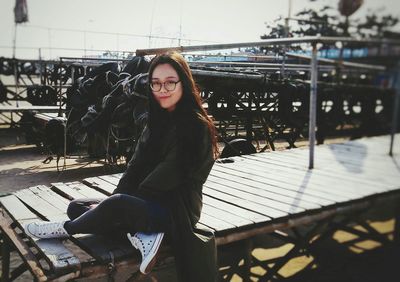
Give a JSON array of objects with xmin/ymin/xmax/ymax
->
[
  {"xmin": 1, "ymin": 134, "xmax": 399, "ymax": 281},
  {"xmin": 0, "ymin": 105, "xmax": 64, "ymax": 113},
  {"xmin": 0, "ymin": 105, "xmax": 65, "ymax": 129}
]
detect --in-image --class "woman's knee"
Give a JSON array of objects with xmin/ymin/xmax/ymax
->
[
  {"xmin": 67, "ymin": 200, "xmax": 85, "ymax": 220},
  {"xmin": 67, "ymin": 198, "xmax": 102, "ymax": 220},
  {"xmin": 96, "ymin": 194, "xmax": 123, "ymax": 211}
]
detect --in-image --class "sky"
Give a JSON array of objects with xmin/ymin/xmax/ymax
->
[{"xmin": 1, "ymin": 0, "xmax": 400, "ymax": 59}]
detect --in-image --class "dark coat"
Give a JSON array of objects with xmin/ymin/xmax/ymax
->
[{"xmin": 114, "ymin": 113, "xmax": 217, "ymax": 281}]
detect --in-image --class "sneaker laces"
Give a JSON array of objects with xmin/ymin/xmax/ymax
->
[
  {"xmin": 128, "ymin": 233, "xmax": 145, "ymax": 254},
  {"xmin": 131, "ymin": 235, "xmax": 141, "ymax": 250},
  {"xmin": 37, "ymin": 222, "xmax": 67, "ymax": 236}
]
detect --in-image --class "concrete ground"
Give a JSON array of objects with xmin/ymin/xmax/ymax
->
[
  {"xmin": 0, "ymin": 128, "xmax": 126, "ymax": 195},
  {"xmin": 0, "ymin": 128, "xmax": 399, "ymax": 281}
]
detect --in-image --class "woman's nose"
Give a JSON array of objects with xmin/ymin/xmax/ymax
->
[{"xmin": 159, "ymin": 84, "xmax": 168, "ymax": 93}]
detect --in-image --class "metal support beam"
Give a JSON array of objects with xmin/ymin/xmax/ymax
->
[
  {"xmin": 308, "ymin": 43, "xmax": 318, "ymax": 169},
  {"xmin": 286, "ymin": 53, "xmax": 386, "ymax": 71},
  {"xmin": 136, "ymin": 36, "xmax": 400, "ymax": 56},
  {"xmin": 389, "ymin": 62, "xmax": 400, "ymax": 156}
]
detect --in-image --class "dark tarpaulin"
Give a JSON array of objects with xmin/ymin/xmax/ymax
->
[
  {"xmin": 14, "ymin": 0, "xmax": 28, "ymax": 23},
  {"xmin": 338, "ymin": 0, "xmax": 364, "ymax": 17}
]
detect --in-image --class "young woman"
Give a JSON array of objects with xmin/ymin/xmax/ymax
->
[{"xmin": 25, "ymin": 52, "xmax": 219, "ymax": 281}]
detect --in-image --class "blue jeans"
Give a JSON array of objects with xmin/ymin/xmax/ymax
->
[{"xmin": 64, "ymin": 194, "xmax": 171, "ymax": 235}]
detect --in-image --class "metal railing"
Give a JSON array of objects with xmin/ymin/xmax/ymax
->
[{"xmin": 136, "ymin": 36, "xmax": 400, "ymax": 169}]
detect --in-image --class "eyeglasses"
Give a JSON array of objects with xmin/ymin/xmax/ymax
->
[{"xmin": 150, "ymin": 80, "xmax": 181, "ymax": 92}]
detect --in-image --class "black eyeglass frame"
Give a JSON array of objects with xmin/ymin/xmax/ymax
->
[{"xmin": 150, "ymin": 80, "xmax": 181, "ymax": 92}]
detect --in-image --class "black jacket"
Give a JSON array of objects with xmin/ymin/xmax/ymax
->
[{"xmin": 114, "ymin": 113, "xmax": 217, "ymax": 281}]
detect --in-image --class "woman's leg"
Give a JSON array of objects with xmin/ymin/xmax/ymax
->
[
  {"xmin": 64, "ymin": 194, "xmax": 170, "ymax": 235},
  {"xmin": 67, "ymin": 198, "xmax": 102, "ymax": 220}
]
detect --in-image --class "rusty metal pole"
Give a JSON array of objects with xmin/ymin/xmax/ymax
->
[
  {"xmin": 389, "ymin": 63, "xmax": 400, "ymax": 156},
  {"xmin": 308, "ymin": 43, "xmax": 318, "ymax": 169},
  {"xmin": 12, "ymin": 19, "xmax": 19, "ymax": 120},
  {"xmin": 39, "ymin": 48, "xmax": 43, "ymax": 84}
]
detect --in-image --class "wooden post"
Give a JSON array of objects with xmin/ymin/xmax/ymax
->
[
  {"xmin": 394, "ymin": 201, "xmax": 400, "ymax": 249},
  {"xmin": 2, "ymin": 237, "xmax": 11, "ymax": 281},
  {"xmin": 243, "ymin": 239, "xmax": 253, "ymax": 282}
]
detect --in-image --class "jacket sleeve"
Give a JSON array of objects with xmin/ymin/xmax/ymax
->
[
  {"xmin": 132, "ymin": 97, "xmax": 148, "ymax": 129},
  {"xmin": 135, "ymin": 135, "xmax": 183, "ymax": 198},
  {"xmin": 112, "ymin": 126, "xmax": 150, "ymax": 195}
]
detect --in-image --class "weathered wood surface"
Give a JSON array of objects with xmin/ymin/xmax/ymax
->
[
  {"xmin": 0, "ymin": 134, "xmax": 399, "ymax": 281},
  {"xmin": 0, "ymin": 194, "xmax": 86, "ymax": 278},
  {"xmin": 0, "ymin": 105, "xmax": 63, "ymax": 112}
]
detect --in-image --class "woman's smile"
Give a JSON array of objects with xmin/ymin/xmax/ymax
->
[{"xmin": 157, "ymin": 95, "xmax": 171, "ymax": 99}]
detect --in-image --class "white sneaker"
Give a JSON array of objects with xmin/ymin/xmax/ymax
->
[
  {"xmin": 127, "ymin": 232, "xmax": 164, "ymax": 274},
  {"xmin": 24, "ymin": 221, "xmax": 69, "ymax": 239}
]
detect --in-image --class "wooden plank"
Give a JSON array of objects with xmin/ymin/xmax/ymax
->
[
  {"xmin": 0, "ymin": 211, "xmax": 48, "ymax": 282},
  {"xmin": 195, "ymin": 222, "xmax": 211, "ymax": 231},
  {"xmin": 0, "ymin": 195, "xmax": 38, "ymax": 222},
  {"xmin": 202, "ymin": 203, "xmax": 254, "ymax": 227},
  {"xmin": 0, "ymin": 105, "xmax": 63, "ymax": 112},
  {"xmin": 31, "ymin": 239, "xmax": 81, "ymax": 272},
  {"xmin": 0, "ymin": 195, "xmax": 86, "ymax": 275},
  {"xmin": 198, "ymin": 212, "xmax": 236, "ymax": 232},
  {"xmin": 223, "ymin": 156, "xmax": 356, "ymax": 201},
  {"xmin": 212, "ymin": 164, "xmax": 335, "ymax": 206},
  {"xmin": 203, "ymin": 194, "xmax": 268, "ymax": 224},
  {"xmin": 208, "ymin": 171, "xmax": 318, "ymax": 211},
  {"xmin": 113, "ymin": 173, "xmax": 124, "ymax": 178},
  {"xmin": 98, "ymin": 175, "xmax": 120, "ymax": 186},
  {"xmin": 225, "ymin": 156, "xmax": 368, "ymax": 203},
  {"xmin": 30, "ymin": 185, "xmax": 70, "ymax": 211},
  {"xmin": 291, "ymin": 146, "xmax": 400, "ymax": 180},
  {"xmin": 15, "ymin": 186, "xmax": 66, "ymax": 213},
  {"xmin": 240, "ymin": 153, "xmax": 373, "ymax": 196},
  {"xmin": 278, "ymin": 149, "xmax": 398, "ymax": 189},
  {"xmin": 247, "ymin": 153, "xmax": 386, "ymax": 195},
  {"xmin": 328, "ymin": 135, "xmax": 399, "ymax": 155},
  {"xmin": 207, "ymin": 175, "xmax": 314, "ymax": 216},
  {"xmin": 294, "ymin": 144, "xmax": 400, "ymax": 174},
  {"xmin": 327, "ymin": 142, "xmax": 394, "ymax": 157},
  {"xmin": 82, "ymin": 177, "xmax": 115, "ymax": 195},
  {"xmin": 256, "ymin": 147, "xmax": 398, "ymax": 196},
  {"xmin": 14, "ymin": 187, "xmax": 69, "ymax": 221},
  {"xmin": 65, "ymin": 182, "xmax": 108, "ymax": 199},
  {"xmin": 203, "ymin": 185, "xmax": 285, "ymax": 219},
  {"xmin": 52, "ymin": 182, "xmax": 89, "ymax": 200},
  {"xmin": 263, "ymin": 145, "xmax": 375, "ymax": 174}
]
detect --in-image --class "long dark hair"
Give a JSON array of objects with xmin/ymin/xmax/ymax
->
[{"xmin": 146, "ymin": 52, "xmax": 218, "ymax": 169}]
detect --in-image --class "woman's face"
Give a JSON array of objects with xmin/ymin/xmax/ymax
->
[{"xmin": 151, "ymin": 63, "xmax": 183, "ymax": 112}]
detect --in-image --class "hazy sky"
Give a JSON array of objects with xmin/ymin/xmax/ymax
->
[{"xmin": 1, "ymin": 0, "xmax": 400, "ymax": 59}]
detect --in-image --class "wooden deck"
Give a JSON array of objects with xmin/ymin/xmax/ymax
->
[{"xmin": 1, "ymin": 134, "xmax": 399, "ymax": 281}]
